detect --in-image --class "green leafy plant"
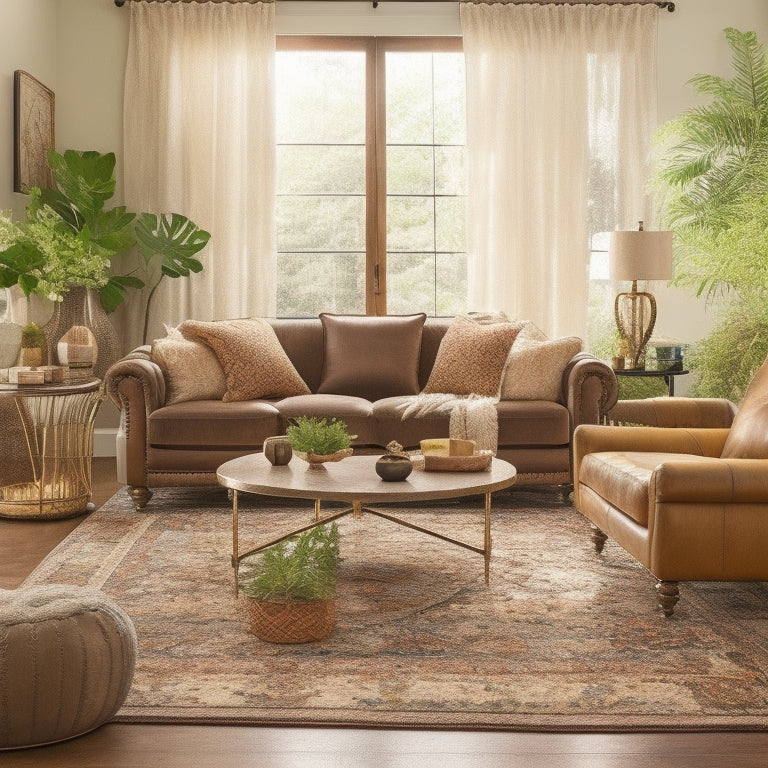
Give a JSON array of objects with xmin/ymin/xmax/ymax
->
[
  {"xmin": 652, "ymin": 27, "xmax": 768, "ymax": 399},
  {"xmin": 20, "ymin": 321, "xmax": 45, "ymax": 350},
  {"xmin": 238, "ymin": 524, "xmax": 341, "ymax": 602},
  {"xmin": 286, "ymin": 416, "xmax": 356, "ymax": 455},
  {"xmin": 0, "ymin": 149, "xmax": 211, "ymax": 341}
]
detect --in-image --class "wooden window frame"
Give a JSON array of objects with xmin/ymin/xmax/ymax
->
[{"xmin": 276, "ymin": 36, "xmax": 463, "ymax": 316}]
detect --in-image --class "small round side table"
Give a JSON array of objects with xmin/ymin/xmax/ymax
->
[
  {"xmin": 613, "ymin": 368, "xmax": 689, "ymax": 396},
  {"xmin": 0, "ymin": 378, "xmax": 103, "ymax": 519}
]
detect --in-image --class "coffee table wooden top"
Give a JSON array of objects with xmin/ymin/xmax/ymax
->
[{"xmin": 217, "ymin": 454, "xmax": 517, "ymax": 503}]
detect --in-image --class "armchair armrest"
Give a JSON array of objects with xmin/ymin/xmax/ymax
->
[
  {"xmin": 573, "ymin": 424, "xmax": 731, "ymax": 507},
  {"xmin": 605, "ymin": 397, "xmax": 737, "ymax": 428},
  {"xmin": 561, "ymin": 353, "xmax": 619, "ymax": 431},
  {"xmin": 652, "ymin": 458, "xmax": 768, "ymax": 504}
]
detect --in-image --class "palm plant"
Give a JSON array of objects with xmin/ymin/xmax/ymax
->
[{"xmin": 652, "ymin": 27, "xmax": 768, "ymax": 400}]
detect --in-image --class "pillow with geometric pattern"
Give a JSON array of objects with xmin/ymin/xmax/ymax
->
[
  {"xmin": 180, "ymin": 318, "xmax": 310, "ymax": 402},
  {"xmin": 422, "ymin": 315, "xmax": 525, "ymax": 397}
]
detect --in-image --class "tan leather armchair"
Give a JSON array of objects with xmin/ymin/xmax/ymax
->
[{"xmin": 573, "ymin": 356, "xmax": 768, "ymax": 617}]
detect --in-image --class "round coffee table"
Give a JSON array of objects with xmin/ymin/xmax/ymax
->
[{"xmin": 217, "ymin": 453, "xmax": 517, "ymax": 592}]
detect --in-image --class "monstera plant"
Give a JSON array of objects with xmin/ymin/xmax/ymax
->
[{"xmin": 0, "ymin": 149, "xmax": 210, "ymax": 341}]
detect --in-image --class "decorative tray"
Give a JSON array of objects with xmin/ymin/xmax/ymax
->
[{"xmin": 416, "ymin": 439, "xmax": 492, "ymax": 472}]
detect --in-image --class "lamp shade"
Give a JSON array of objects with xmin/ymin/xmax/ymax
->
[{"xmin": 608, "ymin": 230, "xmax": 673, "ymax": 282}]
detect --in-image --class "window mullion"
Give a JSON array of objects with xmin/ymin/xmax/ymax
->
[{"xmin": 367, "ymin": 38, "xmax": 387, "ymax": 316}]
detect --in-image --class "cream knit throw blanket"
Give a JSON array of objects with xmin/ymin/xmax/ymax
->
[{"xmin": 397, "ymin": 393, "xmax": 499, "ymax": 453}]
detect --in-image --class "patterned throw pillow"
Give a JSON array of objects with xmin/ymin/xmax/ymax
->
[
  {"xmin": 422, "ymin": 315, "xmax": 525, "ymax": 397},
  {"xmin": 500, "ymin": 334, "xmax": 583, "ymax": 402},
  {"xmin": 180, "ymin": 318, "xmax": 310, "ymax": 402},
  {"xmin": 150, "ymin": 326, "xmax": 227, "ymax": 405},
  {"xmin": 317, "ymin": 313, "xmax": 427, "ymax": 400}
]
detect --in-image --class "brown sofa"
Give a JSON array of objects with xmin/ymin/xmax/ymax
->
[{"xmin": 104, "ymin": 315, "xmax": 618, "ymax": 509}]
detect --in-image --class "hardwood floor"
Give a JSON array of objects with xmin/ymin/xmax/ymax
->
[{"xmin": 2, "ymin": 458, "xmax": 767, "ymax": 767}]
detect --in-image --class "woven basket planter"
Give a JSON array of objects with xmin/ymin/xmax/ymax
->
[{"xmin": 244, "ymin": 597, "xmax": 336, "ymax": 644}]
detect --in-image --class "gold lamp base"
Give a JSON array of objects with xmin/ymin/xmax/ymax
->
[{"xmin": 615, "ymin": 281, "xmax": 657, "ymax": 370}]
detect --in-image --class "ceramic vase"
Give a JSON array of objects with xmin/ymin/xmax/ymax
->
[{"xmin": 0, "ymin": 321, "xmax": 23, "ymax": 368}]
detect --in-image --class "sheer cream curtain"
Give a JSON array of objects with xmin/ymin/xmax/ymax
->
[
  {"xmin": 460, "ymin": 3, "xmax": 658, "ymax": 339},
  {"xmin": 122, "ymin": 1, "xmax": 275, "ymax": 349}
]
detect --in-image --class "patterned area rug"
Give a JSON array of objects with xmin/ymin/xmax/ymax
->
[{"xmin": 23, "ymin": 485, "xmax": 768, "ymax": 732}]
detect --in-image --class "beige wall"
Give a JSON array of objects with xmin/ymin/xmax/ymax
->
[{"xmin": 1, "ymin": 0, "xmax": 768, "ymax": 434}]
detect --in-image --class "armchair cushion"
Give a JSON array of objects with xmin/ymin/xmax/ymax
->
[{"xmin": 721, "ymin": 354, "xmax": 768, "ymax": 459}]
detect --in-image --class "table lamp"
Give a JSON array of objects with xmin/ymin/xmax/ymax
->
[{"xmin": 609, "ymin": 221, "xmax": 673, "ymax": 370}]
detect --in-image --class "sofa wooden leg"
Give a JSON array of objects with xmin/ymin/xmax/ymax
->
[
  {"xmin": 128, "ymin": 486, "xmax": 153, "ymax": 510},
  {"xmin": 590, "ymin": 524, "xmax": 608, "ymax": 554},
  {"xmin": 656, "ymin": 580, "xmax": 680, "ymax": 617},
  {"xmin": 558, "ymin": 484, "xmax": 574, "ymax": 504}
]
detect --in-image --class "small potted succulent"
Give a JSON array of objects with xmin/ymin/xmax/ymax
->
[
  {"xmin": 286, "ymin": 416, "xmax": 356, "ymax": 467},
  {"xmin": 238, "ymin": 523, "xmax": 341, "ymax": 643}
]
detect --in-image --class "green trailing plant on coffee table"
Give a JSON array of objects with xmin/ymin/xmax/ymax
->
[
  {"xmin": 238, "ymin": 524, "xmax": 341, "ymax": 602},
  {"xmin": 286, "ymin": 416, "xmax": 356, "ymax": 456}
]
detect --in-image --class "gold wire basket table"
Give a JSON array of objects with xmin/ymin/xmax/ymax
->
[{"xmin": 0, "ymin": 378, "xmax": 103, "ymax": 519}]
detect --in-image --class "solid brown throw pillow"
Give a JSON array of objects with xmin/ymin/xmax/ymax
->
[
  {"xmin": 422, "ymin": 315, "xmax": 525, "ymax": 397},
  {"xmin": 317, "ymin": 313, "xmax": 427, "ymax": 400},
  {"xmin": 180, "ymin": 318, "xmax": 310, "ymax": 402}
]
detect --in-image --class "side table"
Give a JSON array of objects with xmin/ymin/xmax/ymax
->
[
  {"xmin": 613, "ymin": 368, "xmax": 689, "ymax": 397},
  {"xmin": 0, "ymin": 379, "xmax": 103, "ymax": 519}
]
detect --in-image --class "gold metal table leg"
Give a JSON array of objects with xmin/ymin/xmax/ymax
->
[{"xmin": 232, "ymin": 489, "xmax": 239, "ymax": 595}]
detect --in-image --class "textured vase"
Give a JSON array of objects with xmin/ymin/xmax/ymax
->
[{"xmin": 42, "ymin": 286, "xmax": 119, "ymax": 379}]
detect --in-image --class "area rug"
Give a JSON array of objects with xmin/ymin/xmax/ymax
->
[{"xmin": 22, "ymin": 485, "xmax": 768, "ymax": 732}]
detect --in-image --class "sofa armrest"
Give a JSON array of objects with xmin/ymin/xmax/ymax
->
[
  {"xmin": 104, "ymin": 349, "xmax": 166, "ymax": 490},
  {"xmin": 605, "ymin": 397, "xmax": 737, "ymax": 428},
  {"xmin": 562, "ymin": 353, "xmax": 619, "ymax": 431}
]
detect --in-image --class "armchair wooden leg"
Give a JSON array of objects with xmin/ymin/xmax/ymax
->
[
  {"xmin": 656, "ymin": 580, "xmax": 680, "ymax": 617},
  {"xmin": 590, "ymin": 524, "xmax": 608, "ymax": 554},
  {"xmin": 128, "ymin": 485, "xmax": 153, "ymax": 510}
]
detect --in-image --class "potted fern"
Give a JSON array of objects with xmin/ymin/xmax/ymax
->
[
  {"xmin": 286, "ymin": 416, "xmax": 356, "ymax": 467},
  {"xmin": 238, "ymin": 523, "xmax": 341, "ymax": 643}
]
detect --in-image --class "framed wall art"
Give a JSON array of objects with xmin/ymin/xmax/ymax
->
[{"xmin": 14, "ymin": 70, "xmax": 55, "ymax": 194}]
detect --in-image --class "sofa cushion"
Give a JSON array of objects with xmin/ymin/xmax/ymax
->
[
  {"xmin": 180, "ymin": 318, "xmax": 311, "ymax": 402},
  {"xmin": 422, "ymin": 315, "xmax": 524, "ymax": 397},
  {"xmin": 150, "ymin": 327, "xmax": 227, "ymax": 405},
  {"xmin": 371, "ymin": 397, "xmax": 569, "ymax": 450},
  {"xmin": 317, "ymin": 313, "xmax": 426, "ymax": 401},
  {"xmin": 274, "ymin": 393, "xmax": 377, "ymax": 446},
  {"xmin": 149, "ymin": 399, "xmax": 282, "ymax": 449},
  {"xmin": 501, "ymin": 335, "xmax": 582, "ymax": 402},
  {"xmin": 372, "ymin": 396, "xmax": 453, "ymax": 449},
  {"xmin": 496, "ymin": 400, "xmax": 570, "ymax": 446},
  {"xmin": 721, "ymin": 352, "xmax": 768, "ymax": 459}
]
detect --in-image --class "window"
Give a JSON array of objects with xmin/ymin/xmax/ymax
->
[{"xmin": 275, "ymin": 37, "xmax": 466, "ymax": 317}]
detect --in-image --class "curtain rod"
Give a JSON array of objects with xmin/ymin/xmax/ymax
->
[{"xmin": 114, "ymin": 0, "xmax": 675, "ymax": 10}]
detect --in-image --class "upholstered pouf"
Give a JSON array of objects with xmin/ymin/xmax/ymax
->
[{"xmin": 0, "ymin": 585, "xmax": 137, "ymax": 750}]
